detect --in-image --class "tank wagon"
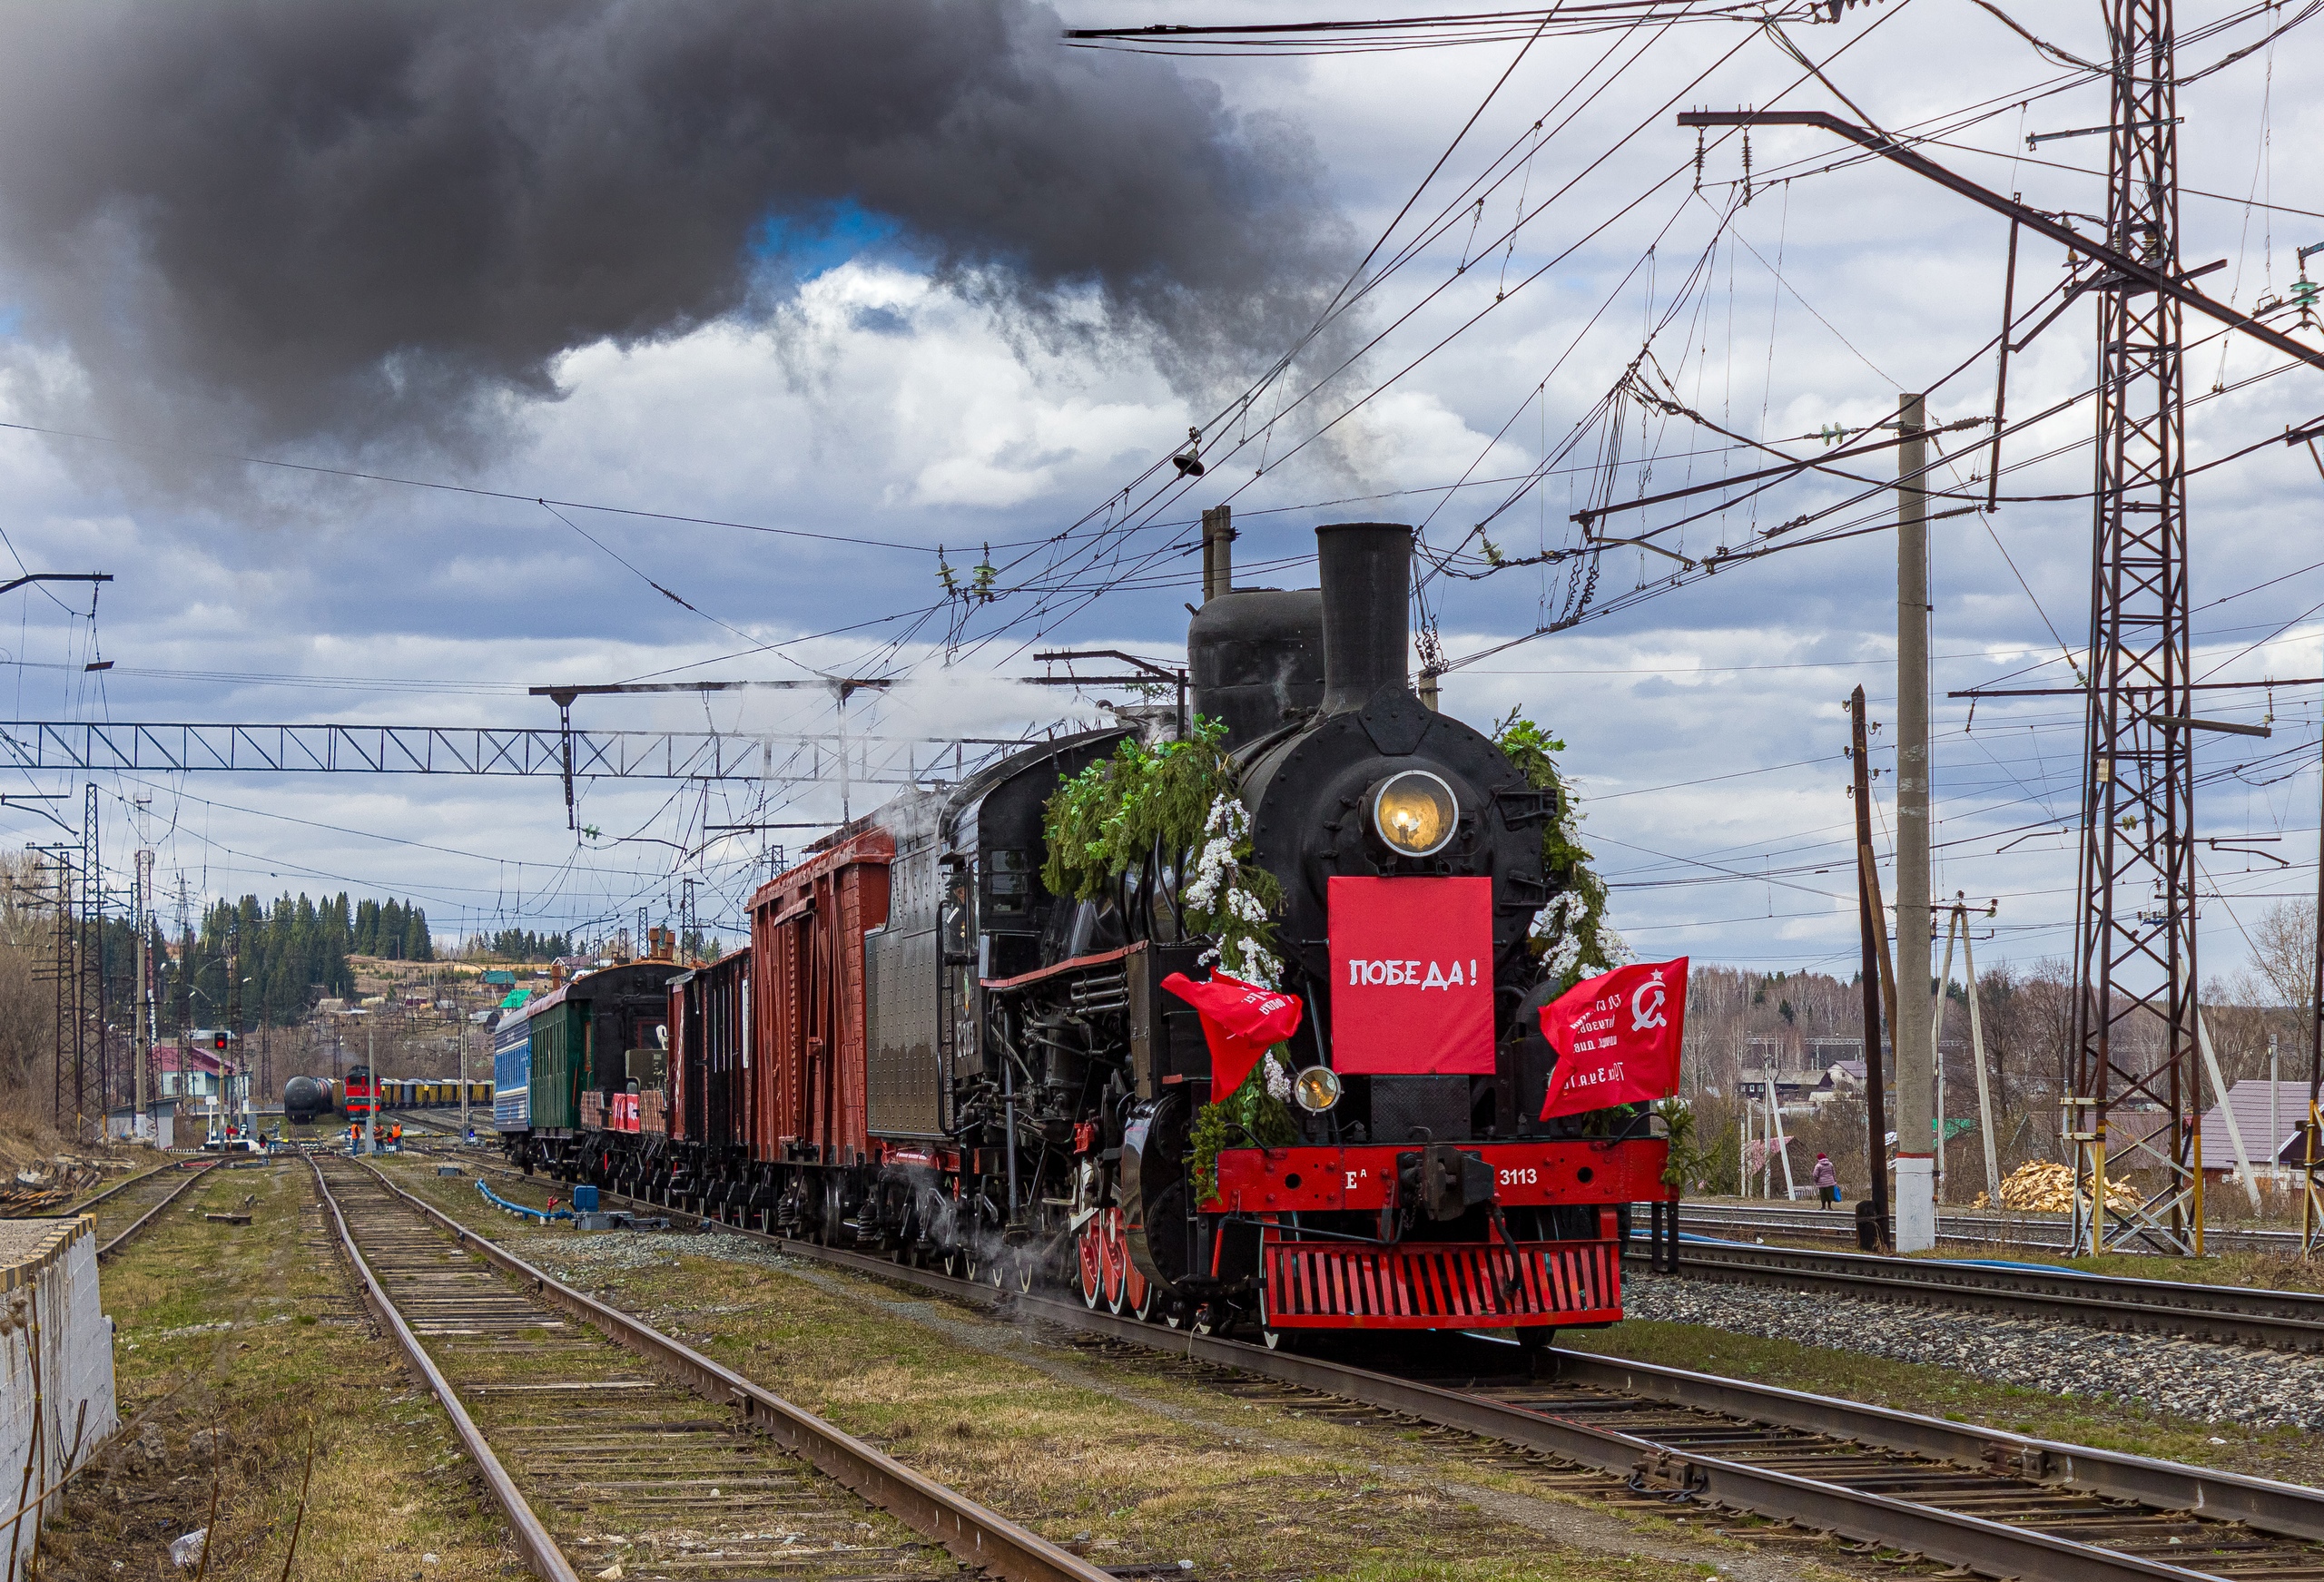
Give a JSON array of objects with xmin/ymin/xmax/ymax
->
[{"xmin": 282, "ymin": 1075, "xmax": 337, "ymax": 1125}]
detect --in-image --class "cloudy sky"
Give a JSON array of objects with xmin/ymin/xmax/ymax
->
[{"xmin": 0, "ymin": 0, "xmax": 2319, "ymax": 989}]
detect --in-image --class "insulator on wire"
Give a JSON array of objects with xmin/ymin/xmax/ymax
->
[
  {"xmin": 1742, "ymin": 129, "xmax": 1753, "ymax": 207},
  {"xmin": 1693, "ymin": 127, "xmax": 1705, "ymax": 192}
]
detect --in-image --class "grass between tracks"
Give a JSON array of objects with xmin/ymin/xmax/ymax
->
[
  {"xmin": 40, "ymin": 1156, "xmax": 524, "ymax": 1582},
  {"xmin": 389, "ymin": 1156, "xmax": 1830, "ymax": 1582}
]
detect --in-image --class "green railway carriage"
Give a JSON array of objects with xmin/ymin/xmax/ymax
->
[
  {"xmin": 527, "ymin": 992, "xmax": 593, "ymax": 1134},
  {"xmin": 502, "ymin": 961, "xmax": 679, "ymax": 1173}
]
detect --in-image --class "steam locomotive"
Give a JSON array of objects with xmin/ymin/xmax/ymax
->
[{"xmin": 497, "ymin": 524, "xmax": 1672, "ymax": 1340}]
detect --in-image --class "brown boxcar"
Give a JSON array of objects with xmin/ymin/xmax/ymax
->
[
  {"xmin": 749, "ymin": 829, "xmax": 892, "ymax": 1170},
  {"xmin": 669, "ymin": 947, "xmax": 753, "ymax": 1155}
]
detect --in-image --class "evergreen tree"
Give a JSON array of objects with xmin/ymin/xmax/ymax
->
[{"xmin": 401, "ymin": 906, "xmax": 432, "ymax": 961}]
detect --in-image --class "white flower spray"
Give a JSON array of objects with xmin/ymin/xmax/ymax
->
[{"xmin": 1186, "ymin": 792, "xmax": 1280, "ymax": 988}]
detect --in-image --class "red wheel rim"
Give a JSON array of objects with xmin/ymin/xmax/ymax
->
[
  {"xmin": 1120, "ymin": 1233, "xmax": 1149, "ymax": 1315},
  {"xmin": 1100, "ymin": 1207, "xmax": 1128, "ymax": 1308},
  {"xmin": 1078, "ymin": 1217, "xmax": 1104, "ymax": 1307}
]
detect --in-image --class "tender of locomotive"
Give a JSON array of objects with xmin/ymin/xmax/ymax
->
[{"xmin": 518, "ymin": 523, "xmax": 1673, "ymax": 1341}]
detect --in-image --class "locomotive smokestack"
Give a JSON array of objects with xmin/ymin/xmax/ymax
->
[{"xmin": 1315, "ymin": 523, "xmax": 1413, "ymax": 713}]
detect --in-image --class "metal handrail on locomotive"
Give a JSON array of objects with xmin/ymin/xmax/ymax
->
[{"xmin": 493, "ymin": 524, "xmax": 1675, "ymax": 1339}]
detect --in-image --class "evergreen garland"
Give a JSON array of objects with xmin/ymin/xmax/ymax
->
[
  {"xmin": 1491, "ymin": 709, "xmax": 1626, "ymax": 990},
  {"xmin": 1190, "ymin": 1049, "xmax": 1300, "ymax": 1204},
  {"xmin": 1039, "ymin": 719, "xmax": 1298, "ymax": 1199},
  {"xmin": 1039, "ymin": 719, "xmax": 1283, "ymax": 983},
  {"xmin": 1654, "ymin": 1096, "xmax": 1705, "ymax": 1192}
]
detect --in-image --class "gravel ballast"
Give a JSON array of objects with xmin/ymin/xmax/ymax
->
[{"xmin": 1621, "ymin": 1273, "xmax": 2324, "ymax": 1431}]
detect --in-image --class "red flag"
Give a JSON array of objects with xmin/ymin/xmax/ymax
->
[
  {"xmin": 1162, "ymin": 970, "xmax": 1305, "ymax": 1096},
  {"xmin": 1538, "ymin": 958, "xmax": 1688, "ymax": 1119}
]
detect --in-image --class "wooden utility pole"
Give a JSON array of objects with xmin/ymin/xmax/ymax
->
[{"xmin": 1851, "ymin": 687, "xmax": 1891, "ymax": 1247}]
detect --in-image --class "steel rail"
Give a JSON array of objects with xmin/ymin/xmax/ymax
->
[
  {"xmin": 308, "ymin": 1160, "xmax": 576, "ymax": 1582},
  {"xmin": 1643, "ymin": 1239, "xmax": 2324, "ymax": 1351},
  {"xmin": 1671, "ymin": 1201, "xmax": 2302, "ymax": 1255},
  {"xmin": 1552, "ymin": 1351, "xmax": 2324, "ymax": 1543},
  {"xmin": 346, "ymin": 1159, "xmax": 1116, "ymax": 1582},
  {"xmin": 59, "ymin": 1163, "xmax": 168, "ymax": 1214},
  {"xmin": 95, "ymin": 1164, "xmax": 221, "ymax": 1263},
  {"xmin": 458, "ymin": 1162, "xmax": 2324, "ymax": 1579}
]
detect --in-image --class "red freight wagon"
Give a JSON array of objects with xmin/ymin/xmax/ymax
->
[
  {"xmin": 748, "ymin": 829, "xmax": 891, "ymax": 1223},
  {"xmin": 666, "ymin": 947, "xmax": 752, "ymax": 1207}
]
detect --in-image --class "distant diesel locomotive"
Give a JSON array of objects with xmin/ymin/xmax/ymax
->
[{"xmin": 494, "ymin": 524, "xmax": 1672, "ymax": 1341}]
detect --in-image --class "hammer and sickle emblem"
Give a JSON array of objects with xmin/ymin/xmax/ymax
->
[{"xmin": 1630, "ymin": 970, "xmax": 1669, "ymax": 1033}]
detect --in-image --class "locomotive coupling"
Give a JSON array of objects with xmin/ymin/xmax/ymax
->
[{"xmin": 1396, "ymin": 1143, "xmax": 1496, "ymax": 1223}]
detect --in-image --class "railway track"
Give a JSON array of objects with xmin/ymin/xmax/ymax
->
[
  {"xmin": 308, "ymin": 1155, "xmax": 1116, "ymax": 1582},
  {"xmin": 59, "ymin": 1161, "xmax": 168, "ymax": 1214},
  {"xmin": 1679, "ymin": 1202, "xmax": 2304, "ymax": 1258},
  {"xmin": 435, "ymin": 1161, "xmax": 2324, "ymax": 1582},
  {"xmin": 1629, "ymin": 1237, "xmax": 2324, "ymax": 1351},
  {"xmin": 95, "ymin": 1161, "xmax": 222, "ymax": 1261},
  {"xmin": 420, "ymin": 1114, "xmax": 2324, "ymax": 1359}
]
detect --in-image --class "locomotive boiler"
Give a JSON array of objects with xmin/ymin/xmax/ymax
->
[{"xmin": 503, "ymin": 523, "xmax": 1672, "ymax": 1341}]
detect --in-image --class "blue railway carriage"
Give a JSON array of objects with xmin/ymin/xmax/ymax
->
[{"xmin": 494, "ymin": 1002, "xmax": 536, "ymax": 1133}]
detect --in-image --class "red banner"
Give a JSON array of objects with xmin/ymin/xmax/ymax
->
[
  {"xmin": 1327, "ymin": 876, "xmax": 1495, "ymax": 1075},
  {"xmin": 1161, "ymin": 970, "xmax": 1305, "ymax": 1095},
  {"xmin": 1538, "ymin": 958, "xmax": 1688, "ymax": 1118}
]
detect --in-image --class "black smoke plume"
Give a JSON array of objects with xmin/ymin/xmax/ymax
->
[{"xmin": 0, "ymin": 0, "xmax": 1347, "ymax": 461}]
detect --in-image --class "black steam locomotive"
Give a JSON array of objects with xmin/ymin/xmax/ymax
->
[{"xmin": 507, "ymin": 523, "xmax": 1670, "ymax": 1341}]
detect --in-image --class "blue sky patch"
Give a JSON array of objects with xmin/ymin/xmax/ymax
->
[{"xmin": 747, "ymin": 198, "xmax": 905, "ymax": 286}]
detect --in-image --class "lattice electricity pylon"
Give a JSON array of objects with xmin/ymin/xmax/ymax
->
[{"xmin": 2068, "ymin": 0, "xmax": 2200, "ymax": 1256}]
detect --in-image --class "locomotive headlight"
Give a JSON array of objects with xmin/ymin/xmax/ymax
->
[
  {"xmin": 1370, "ymin": 770, "xmax": 1458, "ymax": 857},
  {"xmin": 1292, "ymin": 1065, "xmax": 1343, "ymax": 1115}
]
